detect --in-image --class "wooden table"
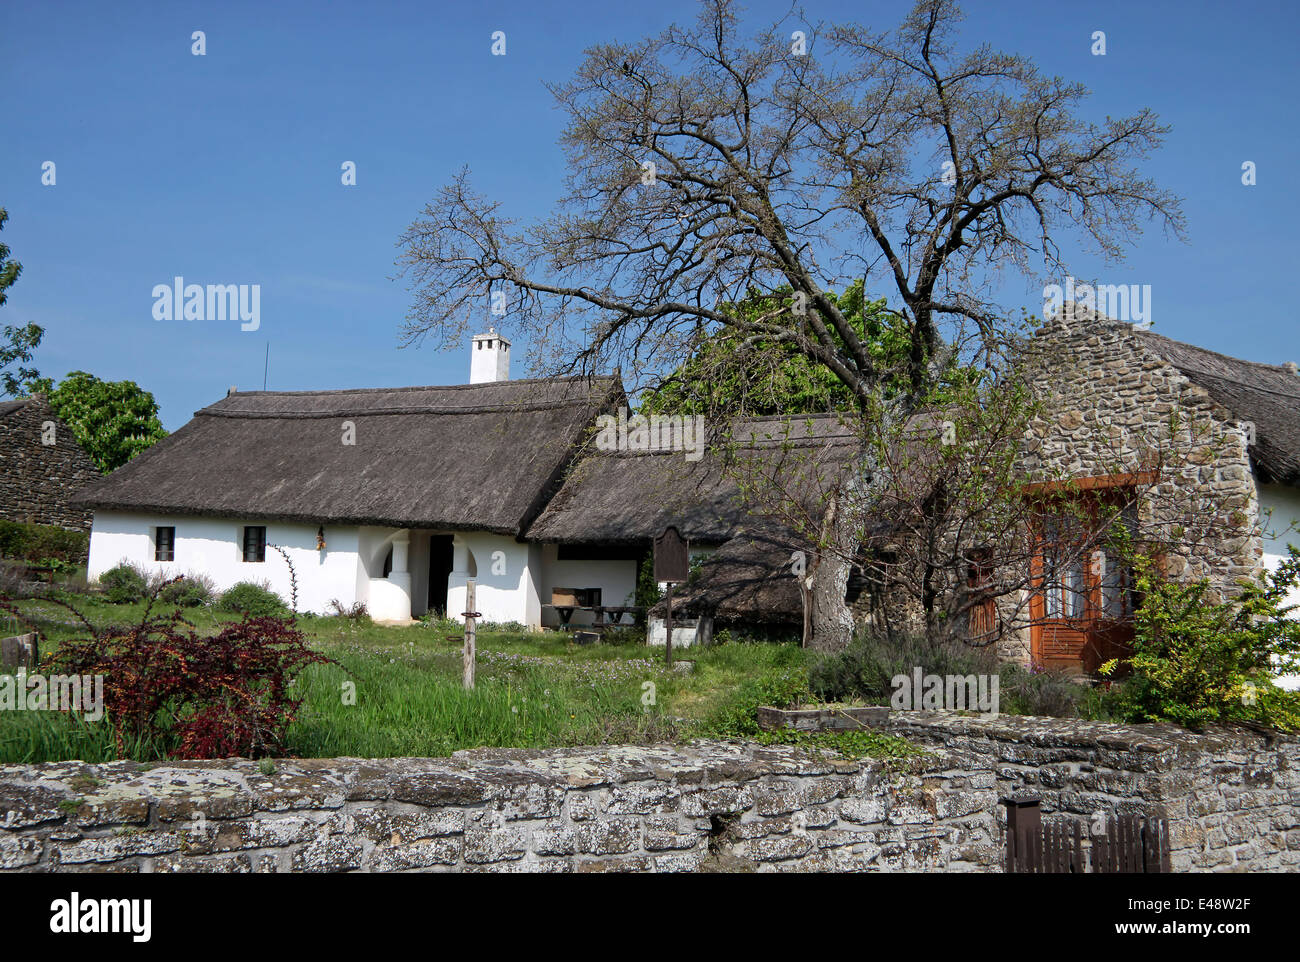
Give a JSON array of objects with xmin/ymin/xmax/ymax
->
[{"xmin": 542, "ymin": 605, "xmax": 643, "ymax": 631}]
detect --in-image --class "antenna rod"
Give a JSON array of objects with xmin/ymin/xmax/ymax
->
[{"xmin": 263, "ymin": 342, "xmax": 269, "ymax": 390}]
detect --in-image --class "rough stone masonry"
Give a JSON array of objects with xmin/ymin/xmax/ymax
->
[{"xmin": 0, "ymin": 714, "xmax": 1295, "ymax": 873}]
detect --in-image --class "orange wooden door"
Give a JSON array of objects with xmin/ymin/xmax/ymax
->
[{"xmin": 1029, "ymin": 499, "xmax": 1135, "ymax": 674}]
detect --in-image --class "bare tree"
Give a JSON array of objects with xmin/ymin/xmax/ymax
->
[{"xmin": 397, "ymin": 0, "xmax": 1184, "ymax": 650}]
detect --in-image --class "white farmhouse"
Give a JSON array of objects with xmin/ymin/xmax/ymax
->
[{"xmin": 77, "ymin": 333, "xmax": 629, "ymax": 624}]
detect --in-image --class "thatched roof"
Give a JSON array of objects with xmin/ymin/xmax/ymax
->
[
  {"xmin": 1135, "ymin": 330, "xmax": 1300, "ymax": 486},
  {"xmin": 75, "ymin": 376, "xmax": 622, "ymax": 533},
  {"xmin": 525, "ymin": 413, "xmax": 863, "ymax": 546},
  {"xmin": 649, "ymin": 527, "xmax": 808, "ymax": 623}
]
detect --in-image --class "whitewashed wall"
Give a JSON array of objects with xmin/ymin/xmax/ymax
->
[
  {"xmin": 87, "ymin": 511, "xmax": 363, "ymax": 615},
  {"xmin": 1260, "ymin": 482, "xmax": 1300, "ymax": 690},
  {"xmin": 445, "ymin": 532, "xmax": 539, "ymax": 627},
  {"xmin": 535, "ymin": 543, "xmax": 638, "ymax": 628}
]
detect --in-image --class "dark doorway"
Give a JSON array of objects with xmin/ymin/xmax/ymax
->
[{"xmin": 428, "ymin": 535, "xmax": 454, "ymax": 616}]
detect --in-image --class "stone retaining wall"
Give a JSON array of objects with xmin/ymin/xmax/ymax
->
[
  {"xmin": 885, "ymin": 711, "xmax": 1300, "ymax": 871},
  {"xmin": 1, "ymin": 713, "xmax": 1295, "ymax": 873}
]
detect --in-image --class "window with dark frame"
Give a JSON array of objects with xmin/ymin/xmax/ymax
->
[
  {"xmin": 242, "ymin": 525, "xmax": 266, "ymax": 563},
  {"xmin": 154, "ymin": 526, "xmax": 175, "ymax": 562},
  {"xmin": 966, "ymin": 548, "xmax": 998, "ymax": 642}
]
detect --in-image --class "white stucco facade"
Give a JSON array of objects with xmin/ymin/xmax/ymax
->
[
  {"xmin": 1259, "ymin": 482, "xmax": 1300, "ymax": 690},
  {"xmin": 535, "ymin": 543, "xmax": 638, "ymax": 628},
  {"xmin": 88, "ymin": 512, "xmax": 364, "ymax": 615},
  {"xmin": 444, "ymin": 532, "xmax": 539, "ymax": 627},
  {"xmin": 86, "ymin": 512, "xmax": 550, "ymax": 624}
]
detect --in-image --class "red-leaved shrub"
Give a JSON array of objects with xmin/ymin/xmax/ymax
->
[{"xmin": 5, "ymin": 582, "xmax": 333, "ymax": 759}]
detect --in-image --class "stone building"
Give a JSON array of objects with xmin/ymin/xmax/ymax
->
[
  {"xmin": 1001, "ymin": 306, "xmax": 1300, "ymax": 673},
  {"xmin": 0, "ymin": 394, "xmax": 99, "ymax": 531},
  {"xmin": 646, "ymin": 308, "xmax": 1300, "ymax": 675}
]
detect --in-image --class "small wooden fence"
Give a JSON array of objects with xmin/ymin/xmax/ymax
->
[{"xmin": 1003, "ymin": 795, "xmax": 1171, "ymax": 873}]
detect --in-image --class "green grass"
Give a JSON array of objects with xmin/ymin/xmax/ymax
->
[{"xmin": 0, "ymin": 592, "xmax": 913, "ymax": 763}]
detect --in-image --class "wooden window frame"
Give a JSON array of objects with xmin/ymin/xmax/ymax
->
[
  {"xmin": 154, "ymin": 526, "xmax": 175, "ymax": 563},
  {"xmin": 241, "ymin": 525, "xmax": 267, "ymax": 563}
]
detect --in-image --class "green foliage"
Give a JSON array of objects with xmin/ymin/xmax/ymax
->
[
  {"xmin": 601, "ymin": 625, "xmax": 644, "ymax": 646},
  {"xmin": 1102, "ymin": 550, "xmax": 1300, "ymax": 732},
  {"xmin": 808, "ymin": 628, "xmax": 995, "ymax": 703},
  {"xmin": 752, "ymin": 727, "xmax": 920, "ymax": 760},
  {"xmin": 695, "ymin": 663, "xmax": 811, "ymax": 739},
  {"xmin": 217, "ymin": 581, "xmax": 289, "ymax": 618},
  {"xmin": 158, "ymin": 573, "xmax": 216, "ymax": 608},
  {"xmin": 633, "ymin": 550, "xmax": 662, "ymax": 612},
  {"xmin": 26, "ymin": 370, "xmax": 166, "ymax": 473},
  {"xmin": 98, "ymin": 562, "xmax": 148, "ymax": 604},
  {"xmin": 0, "ymin": 520, "xmax": 88, "ymax": 566},
  {"xmin": 0, "ymin": 208, "xmax": 44, "ymax": 398},
  {"xmin": 480, "ymin": 621, "xmax": 527, "ymax": 633},
  {"xmin": 327, "ymin": 598, "xmax": 371, "ymax": 621},
  {"xmin": 641, "ymin": 282, "xmax": 909, "ymax": 416},
  {"xmin": 995, "ymin": 663, "xmax": 1133, "ymax": 721},
  {"xmin": 3, "ymin": 594, "xmax": 807, "ymax": 763}
]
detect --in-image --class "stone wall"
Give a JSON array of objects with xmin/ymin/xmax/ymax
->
[
  {"xmin": 886, "ymin": 711, "xmax": 1300, "ymax": 871},
  {"xmin": 1, "ymin": 714, "xmax": 1295, "ymax": 873},
  {"xmin": 0, "ymin": 396, "xmax": 99, "ymax": 531},
  {"xmin": 998, "ymin": 309, "xmax": 1264, "ymax": 662},
  {"xmin": 0, "ymin": 739, "xmax": 1000, "ymax": 874}
]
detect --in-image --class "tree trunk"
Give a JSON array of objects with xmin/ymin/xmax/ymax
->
[{"xmin": 809, "ymin": 494, "xmax": 859, "ymax": 653}]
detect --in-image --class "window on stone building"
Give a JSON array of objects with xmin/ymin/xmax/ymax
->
[
  {"xmin": 1027, "ymin": 478, "xmax": 1143, "ymax": 673},
  {"xmin": 242, "ymin": 525, "xmax": 266, "ymax": 563},
  {"xmin": 966, "ymin": 548, "xmax": 998, "ymax": 643},
  {"xmin": 154, "ymin": 526, "xmax": 175, "ymax": 562}
]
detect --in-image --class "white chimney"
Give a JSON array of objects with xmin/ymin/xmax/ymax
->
[{"xmin": 470, "ymin": 327, "xmax": 510, "ymax": 384}]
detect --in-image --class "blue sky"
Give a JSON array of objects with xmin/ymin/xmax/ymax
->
[{"xmin": 2, "ymin": 0, "xmax": 1296, "ymax": 430}]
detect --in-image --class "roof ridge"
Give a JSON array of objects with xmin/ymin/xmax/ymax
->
[
  {"xmin": 199, "ymin": 397, "xmax": 610, "ymax": 419},
  {"xmin": 223, "ymin": 373, "xmax": 611, "ymax": 399}
]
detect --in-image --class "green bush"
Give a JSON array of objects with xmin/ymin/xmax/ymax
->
[
  {"xmin": 0, "ymin": 520, "xmax": 89, "ymax": 566},
  {"xmin": 808, "ymin": 628, "xmax": 996, "ymax": 704},
  {"xmin": 159, "ymin": 573, "xmax": 216, "ymax": 608},
  {"xmin": 480, "ymin": 621, "xmax": 526, "ymax": 633},
  {"xmin": 601, "ymin": 626, "xmax": 644, "ymax": 646},
  {"xmin": 98, "ymin": 562, "xmax": 148, "ymax": 604},
  {"xmin": 1102, "ymin": 550, "xmax": 1300, "ymax": 732},
  {"xmin": 997, "ymin": 663, "xmax": 1101, "ymax": 718},
  {"xmin": 218, "ymin": 581, "xmax": 288, "ymax": 618},
  {"xmin": 633, "ymin": 550, "xmax": 662, "ymax": 614}
]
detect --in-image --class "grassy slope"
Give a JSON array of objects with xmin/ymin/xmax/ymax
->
[{"xmin": 1, "ymin": 595, "xmax": 912, "ymax": 763}]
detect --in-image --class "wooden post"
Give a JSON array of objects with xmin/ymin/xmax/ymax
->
[
  {"xmin": 462, "ymin": 580, "xmax": 478, "ymax": 690},
  {"xmin": 664, "ymin": 581, "xmax": 673, "ymax": 669},
  {"xmin": 1001, "ymin": 794, "xmax": 1041, "ymax": 873}
]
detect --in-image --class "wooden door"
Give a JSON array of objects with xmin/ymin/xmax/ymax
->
[{"xmin": 1029, "ymin": 496, "xmax": 1136, "ymax": 674}]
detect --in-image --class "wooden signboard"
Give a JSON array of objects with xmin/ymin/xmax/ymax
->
[
  {"xmin": 654, "ymin": 526, "xmax": 689, "ymax": 669},
  {"xmin": 653, "ymin": 526, "xmax": 689, "ymax": 583}
]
